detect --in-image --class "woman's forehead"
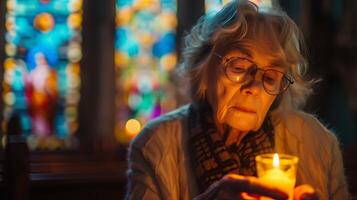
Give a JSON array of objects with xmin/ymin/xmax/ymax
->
[{"xmin": 223, "ymin": 42, "xmax": 288, "ymax": 70}]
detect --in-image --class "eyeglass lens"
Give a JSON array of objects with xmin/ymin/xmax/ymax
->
[{"xmin": 225, "ymin": 57, "xmax": 289, "ymax": 95}]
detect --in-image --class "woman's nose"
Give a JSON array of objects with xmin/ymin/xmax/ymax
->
[{"xmin": 240, "ymin": 70, "xmax": 264, "ymax": 95}]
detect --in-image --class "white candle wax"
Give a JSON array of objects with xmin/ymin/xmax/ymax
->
[
  {"xmin": 257, "ymin": 153, "xmax": 296, "ymax": 200},
  {"xmin": 260, "ymin": 168, "xmax": 295, "ymax": 200}
]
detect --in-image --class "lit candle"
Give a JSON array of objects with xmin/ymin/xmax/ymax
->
[{"xmin": 256, "ymin": 153, "xmax": 298, "ymax": 200}]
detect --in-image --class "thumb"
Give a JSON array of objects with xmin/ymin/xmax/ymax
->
[{"xmin": 294, "ymin": 185, "xmax": 318, "ymax": 200}]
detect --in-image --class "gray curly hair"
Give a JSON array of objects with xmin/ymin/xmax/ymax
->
[{"xmin": 178, "ymin": 0, "xmax": 315, "ymax": 112}]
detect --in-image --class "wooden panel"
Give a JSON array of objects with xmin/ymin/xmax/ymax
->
[
  {"xmin": 344, "ymin": 147, "xmax": 357, "ymax": 197},
  {"xmin": 29, "ymin": 158, "xmax": 127, "ymax": 200},
  {"xmin": 0, "ymin": 151, "xmax": 128, "ymax": 199}
]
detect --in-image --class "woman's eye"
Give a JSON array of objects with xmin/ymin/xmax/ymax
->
[
  {"xmin": 231, "ymin": 66, "xmax": 246, "ymax": 73},
  {"xmin": 264, "ymin": 75, "xmax": 278, "ymax": 85}
]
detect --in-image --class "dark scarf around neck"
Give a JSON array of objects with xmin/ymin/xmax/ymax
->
[{"xmin": 188, "ymin": 104, "xmax": 275, "ymax": 192}]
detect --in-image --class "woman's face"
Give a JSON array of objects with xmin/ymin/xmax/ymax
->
[{"xmin": 208, "ymin": 43, "xmax": 284, "ymax": 132}]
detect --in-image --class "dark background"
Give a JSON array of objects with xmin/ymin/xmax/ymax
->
[{"xmin": 0, "ymin": 0, "xmax": 356, "ymax": 199}]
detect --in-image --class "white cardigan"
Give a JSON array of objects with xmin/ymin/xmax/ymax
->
[{"xmin": 126, "ymin": 105, "xmax": 349, "ymax": 200}]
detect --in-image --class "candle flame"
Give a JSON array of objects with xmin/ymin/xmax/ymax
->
[{"xmin": 273, "ymin": 153, "xmax": 279, "ymax": 167}]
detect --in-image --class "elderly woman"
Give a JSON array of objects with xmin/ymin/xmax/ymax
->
[{"xmin": 125, "ymin": 0, "xmax": 349, "ymax": 199}]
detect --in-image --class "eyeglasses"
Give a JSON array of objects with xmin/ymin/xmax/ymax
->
[{"xmin": 215, "ymin": 53, "xmax": 294, "ymax": 95}]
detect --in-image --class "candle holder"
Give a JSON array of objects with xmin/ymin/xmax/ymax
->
[{"xmin": 256, "ymin": 153, "xmax": 299, "ymax": 200}]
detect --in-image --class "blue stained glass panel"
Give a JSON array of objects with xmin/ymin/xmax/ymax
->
[
  {"xmin": 115, "ymin": 0, "xmax": 178, "ymax": 143},
  {"xmin": 2, "ymin": 0, "xmax": 83, "ymax": 150},
  {"xmin": 205, "ymin": 0, "xmax": 273, "ymax": 14},
  {"xmin": 205, "ymin": 0, "xmax": 228, "ymax": 14}
]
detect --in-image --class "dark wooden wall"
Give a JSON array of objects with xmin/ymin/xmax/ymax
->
[{"xmin": 281, "ymin": 0, "xmax": 357, "ymax": 196}]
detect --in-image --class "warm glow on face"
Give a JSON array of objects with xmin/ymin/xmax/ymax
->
[
  {"xmin": 212, "ymin": 49, "xmax": 277, "ymax": 133},
  {"xmin": 125, "ymin": 119, "xmax": 141, "ymax": 136},
  {"xmin": 273, "ymin": 153, "xmax": 279, "ymax": 168}
]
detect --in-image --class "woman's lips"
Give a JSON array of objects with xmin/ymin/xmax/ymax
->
[{"xmin": 232, "ymin": 106, "xmax": 256, "ymax": 113}]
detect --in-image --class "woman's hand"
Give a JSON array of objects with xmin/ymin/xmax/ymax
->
[
  {"xmin": 193, "ymin": 174, "xmax": 288, "ymax": 200},
  {"xmin": 294, "ymin": 185, "xmax": 319, "ymax": 200}
]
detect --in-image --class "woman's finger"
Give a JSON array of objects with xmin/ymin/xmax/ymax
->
[
  {"xmin": 221, "ymin": 174, "xmax": 288, "ymax": 200},
  {"xmin": 294, "ymin": 185, "xmax": 319, "ymax": 200}
]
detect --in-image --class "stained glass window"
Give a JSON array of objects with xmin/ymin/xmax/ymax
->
[
  {"xmin": 115, "ymin": 0, "xmax": 178, "ymax": 143},
  {"xmin": 205, "ymin": 0, "xmax": 272, "ymax": 14},
  {"xmin": 2, "ymin": 0, "xmax": 83, "ymax": 150},
  {"xmin": 205, "ymin": 0, "xmax": 231, "ymax": 14}
]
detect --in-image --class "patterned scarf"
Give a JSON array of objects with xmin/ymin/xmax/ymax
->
[{"xmin": 188, "ymin": 104, "xmax": 275, "ymax": 192}]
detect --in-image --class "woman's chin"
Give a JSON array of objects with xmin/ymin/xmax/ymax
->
[
  {"xmin": 225, "ymin": 117, "xmax": 258, "ymax": 132},
  {"xmin": 223, "ymin": 111, "xmax": 259, "ymax": 131},
  {"xmin": 229, "ymin": 122, "xmax": 256, "ymax": 132}
]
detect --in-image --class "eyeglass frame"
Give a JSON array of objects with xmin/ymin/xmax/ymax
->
[{"xmin": 214, "ymin": 52, "xmax": 294, "ymax": 95}]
